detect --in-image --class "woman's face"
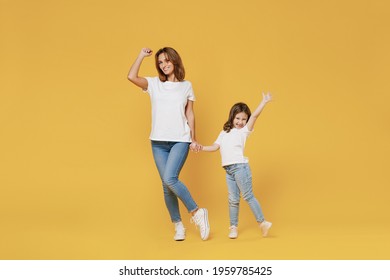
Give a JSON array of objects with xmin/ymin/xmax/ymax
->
[
  {"xmin": 158, "ymin": 52, "xmax": 174, "ymax": 77},
  {"xmin": 233, "ymin": 112, "xmax": 249, "ymax": 129}
]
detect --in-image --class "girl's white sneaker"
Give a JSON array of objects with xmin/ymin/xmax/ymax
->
[
  {"xmin": 228, "ymin": 225, "xmax": 238, "ymax": 239},
  {"xmin": 260, "ymin": 221, "xmax": 272, "ymax": 237}
]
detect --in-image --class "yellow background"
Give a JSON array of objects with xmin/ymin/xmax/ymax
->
[{"xmin": 1, "ymin": 0, "xmax": 389, "ymax": 259}]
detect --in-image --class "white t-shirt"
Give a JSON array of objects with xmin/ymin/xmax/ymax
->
[
  {"xmin": 144, "ymin": 77, "xmax": 195, "ymax": 142},
  {"xmin": 214, "ymin": 125, "xmax": 253, "ymax": 166}
]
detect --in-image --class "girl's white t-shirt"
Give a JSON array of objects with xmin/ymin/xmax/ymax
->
[
  {"xmin": 214, "ymin": 125, "xmax": 253, "ymax": 166},
  {"xmin": 144, "ymin": 77, "xmax": 195, "ymax": 142}
]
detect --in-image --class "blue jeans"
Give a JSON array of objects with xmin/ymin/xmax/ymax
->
[
  {"xmin": 151, "ymin": 141, "xmax": 198, "ymax": 223},
  {"xmin": 224, "ymin": 163, "xmax": 265, "ymax": 226}
]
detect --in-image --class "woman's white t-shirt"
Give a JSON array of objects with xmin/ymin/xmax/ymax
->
[
  {"xmin": 144, "ymin": 77, "xmax": 195, "ymax": 142},
  {"xmin": 214, "ymin": 125, "xmax": 253, "ymax": 166}
]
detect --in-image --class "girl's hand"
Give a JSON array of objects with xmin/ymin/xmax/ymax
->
[
  {"xmin": 140, "ymin": 48, "xmax": 153, "ymax": 58},
  {"xmin": 261, "ymin": 92, "xmax": 272, "ymax": 105}
]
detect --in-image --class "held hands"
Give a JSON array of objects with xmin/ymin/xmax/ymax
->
[
  {"xmin": 190, "ymin": 141, "xmax": 202, "ymax": 153},
  {"xmin": 139, "ymin": 48, "xmax": 153, "ymax": 58}
]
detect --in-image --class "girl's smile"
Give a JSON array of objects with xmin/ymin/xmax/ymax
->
[{"xmin": 233, "ymin": 112, "xmax": 248, "ymax": 129}]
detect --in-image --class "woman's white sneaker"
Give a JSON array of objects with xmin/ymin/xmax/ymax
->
[
  {"xmin": 191, "ymin": 208, "xmax": 210, "ymax": 240},
  {"xmin": 174, "ymin": 222, "xmax": 185, "ymax": 241}
]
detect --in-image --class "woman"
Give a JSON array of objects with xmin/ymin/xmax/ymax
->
[{"xmin": 127, "ymin": 47, "xmax": 210, "ymax": 241}]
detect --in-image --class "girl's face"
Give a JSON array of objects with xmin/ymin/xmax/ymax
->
[
  {"xmin": 233, "ymin": 112, "xmax": 248, "ymax": 129},
  {"xmin": 158, "ymin": 52, "xmax": 175, "ymax": 78}
]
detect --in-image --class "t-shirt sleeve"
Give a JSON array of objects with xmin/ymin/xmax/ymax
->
[
  {"xmin": 214, "ymin": 131, "xmax": 224, "ymax": 145},
  {"xmin": 187, "ymin": 81, "xmax": 196, "ymax": 101},
  {"xmin": 242, "ymin": 125, "xmax": 253, "ymax": 137},
  {"xmin": 143, "ymin": 77, "xmax": 155, "ymax": 95}
]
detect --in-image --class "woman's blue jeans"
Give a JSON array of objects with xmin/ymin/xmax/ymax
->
[
  {"xmin": 223, "ymin": 163, "xmax": 265, "ymax": 226},
  {"xmin": 151, "ymin": 141, "xmax": 198, "ymax": 223}
]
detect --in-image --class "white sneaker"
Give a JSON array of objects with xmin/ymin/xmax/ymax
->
[
  {"xmin": 174, "ymin": 222, "xmax": 185, "ymax": 241},
  {"xmin": 228, "ymin": 225, "xmax": 238, "ymax": 239},
  {"xmin": 260, "ymin": 221, "xmax": 272, "ymax": 237},
  {"xmin": 191, "ymin": 208, "xmax": 210, "ymax": 240}
]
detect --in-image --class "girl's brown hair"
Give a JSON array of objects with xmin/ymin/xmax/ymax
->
[
  {"xmin": 223, "ymin": 102, "xmax": 252, "ymax": 132},
  {"xmin": 155, "ymin": 47, "xmax": 185, "ymax": 82}
]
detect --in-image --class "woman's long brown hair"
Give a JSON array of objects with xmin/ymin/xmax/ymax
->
[{"xmin": 155, "ymin": 47, "xmax": 185, "ymax": 82}]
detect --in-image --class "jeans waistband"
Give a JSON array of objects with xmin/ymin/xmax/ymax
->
[{"xmin": 223, "ymin": 163, "xmax": 248, "ymax": 170}]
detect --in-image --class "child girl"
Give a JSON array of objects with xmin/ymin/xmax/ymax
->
[{"xmin": 200, "ymin": 93, "xmax": 272, "ymax": 239}]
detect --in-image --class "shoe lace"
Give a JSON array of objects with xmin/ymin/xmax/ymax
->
[
  {"xmin": 190, "ymin": 215, "xmax": 203, "ymax": 230},
  {"xmin": 190, "ymin": 216, "xmax": 197, "ymax": 227},
  {"xmin": 175, "ymin": 223, "xmax": 185, "ymax": 231},
  {"xmin": 229, "ymin": 226, "xmax": 237, "ymax": 232}
]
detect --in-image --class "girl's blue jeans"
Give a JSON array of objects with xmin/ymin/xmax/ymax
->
[
  {"xmin": 223, "ymin": 163, "xmax": 265, "ymax": 226},
  {"xmin": 151, "ymin": 141, "xmax": 198, "ymax": 223}
]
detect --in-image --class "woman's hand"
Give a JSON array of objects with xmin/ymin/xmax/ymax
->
[
  {"xmin": 140, "ymin": 48, "xmax": 153, "ymax": 58},
  {"xmin": 190, "ymin": 141, "xmax": 201, "ymax": 153}
]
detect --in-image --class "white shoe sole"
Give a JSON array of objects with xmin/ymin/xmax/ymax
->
[
  {"xmin": 174, "ymin": 235, "xmax": 185, "ymax": 241},
  {"xmin": 200, "ymin": 209, "xmax": 210, "ymax": 240}
]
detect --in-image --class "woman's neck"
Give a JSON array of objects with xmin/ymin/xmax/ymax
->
[{"xmin": 167, "ymin": 74, "xmax": 178, "ymax": 82}]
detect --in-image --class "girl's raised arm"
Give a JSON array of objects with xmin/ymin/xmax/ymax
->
[
  {"xmin": 246, "ymin": 92, "xmax": 272, "ymax": 131},
  {"xmin": 127, "ymin": 48, "xmax": 153, "ymax": 90}
]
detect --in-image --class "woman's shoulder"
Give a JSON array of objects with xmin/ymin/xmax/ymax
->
[
  {"xmin": 173, "ymin": 78, "xmax": 190, "ymax": 84},
  {"xmin": 175, "ymin": 80, "xmax": 192, "ymax": 88},
  {"xmin": 147, "ymin": 76, "xmax": 159, "ymax": 82}
]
